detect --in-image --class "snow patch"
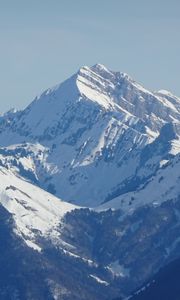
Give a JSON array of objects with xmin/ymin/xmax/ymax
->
[
  {"xmin": 108, "ymin": 261, "xmax": 130, "ymax": 277},
  {"xmin": 89, "ymin": 274, "xmax": 109, "ymax": 286}
]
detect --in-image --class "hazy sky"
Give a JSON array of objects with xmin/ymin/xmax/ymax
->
[{"xmin": 0, "ymin": 0, "xmax": 180, "ymax": 112}]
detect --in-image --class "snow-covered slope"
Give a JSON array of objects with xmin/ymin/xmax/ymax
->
[
  {"xmin": 0, "ymin": 166, "xmax": 77, "ymax": 251},
  {"xmin": 0, "ymin": 63, "xmax": 179, "ymax": 207},
  {"xmin": 0, "ymin": 64, "xmax": 179, "ymax": 207},
  {"xmin": 99, "ymin": 153, "xmax": 180, "ymax": 212}
]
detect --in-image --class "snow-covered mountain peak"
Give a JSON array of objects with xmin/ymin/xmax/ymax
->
[
  {"xmin": 2, "ymin": 107, "xmax": 18, "ymax": 116},
  {"xmin": 90, "ymin": 63, "xmax": 130, "ymax": 81},
  {"xmin": 90, "ymin": 63, "xmax": 116, "ymax": 78},
  {"xmin": 157, "ymin": 89, "xmax": 178, "ymax": 98},
  {"xmin": 7, "ymin": 63, "xmax": 179, "ymax": 136},
  {"xmin": 91, "ymin": 63, "xmax": 110, "ymax": 71},
  {"xmin": 0, "ymin": 63, "xmax": 180, "ymax": 207},
  {"xmin": 76, "ymin": 64, "xmax": 179, "ymax": 120},
  {"xmin": 0, "ymin": 108, "xmax": 20, "ymax": 121},
  {"xmin": 77, "ymin": 63, "xmax": 131, "ymax": 88}
]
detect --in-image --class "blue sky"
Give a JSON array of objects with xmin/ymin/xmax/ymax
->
[{"xmin": 0, "ymin": 0, "xmax": 180, "ymax": 112}]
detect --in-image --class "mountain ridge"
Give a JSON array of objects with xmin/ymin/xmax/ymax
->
[{"xmin": 0, "ymin": 64, "xmax": 179, "ymax": 207}]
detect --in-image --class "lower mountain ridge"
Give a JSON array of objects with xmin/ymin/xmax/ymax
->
[{"xmin": 0, "ymin": 162, "xmax": 180, "ymax": 299}]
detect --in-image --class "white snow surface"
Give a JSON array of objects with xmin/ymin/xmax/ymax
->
[
  {"xmin": 0, "ymin": 63, "xmax": 179, "ymax": 208},
  {"xmin": 89, "ymin": 274, "xmax": 109, "ymax": 286},
  {"xmin": 0, "ymin": 167, "xmax": 77, "ymax": 250},
  {"xmin": 108, "ymin": 261, "xmax": 130, "ymax": 277},
  {"xmin": 98, "ymin": 155, "xmax": 180, "ymax": 212}
]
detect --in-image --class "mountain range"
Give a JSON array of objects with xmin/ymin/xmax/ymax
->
[{"xmin": 0, "ymin": 64, "xmax": 180, "ymax": 299}]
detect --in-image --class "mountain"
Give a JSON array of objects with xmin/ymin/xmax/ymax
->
[
  {"xmin": 0, "ymin": 64, "xmax": 179, "ymax": 206},
  {"xmin": 0, "ymin": 64, "xmax": 180, "ymax": 299}
]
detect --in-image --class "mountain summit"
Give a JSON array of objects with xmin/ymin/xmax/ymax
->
[{"xmin": 0, "ymin": 64, "xmax": 179, "ymax": 206}]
